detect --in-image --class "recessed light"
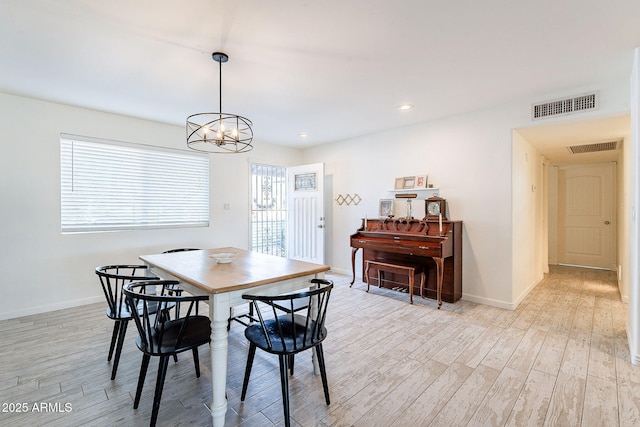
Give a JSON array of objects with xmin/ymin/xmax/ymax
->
[
  {"xmin": 299, "ymin": 132, "xmax": 309, "ymax": 138},
  {"xmin": 398, "ymin": 103, "xmax": 414, "ymax": 111}
]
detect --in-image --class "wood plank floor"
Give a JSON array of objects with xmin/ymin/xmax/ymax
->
[{"xmin": 1, "ymin": 265, "xmax": 638, "ymax": 426}]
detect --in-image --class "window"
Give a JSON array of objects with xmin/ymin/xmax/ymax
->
[
  {"xmin": 60, "ymin": 134, "xmax": 209, "ymax": 233},
  {"xmin": 250, "ymin": 163, "xmax": 286, "ymax": 257}
]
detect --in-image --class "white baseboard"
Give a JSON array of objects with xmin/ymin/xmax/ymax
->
[
  {"xmin": 0, "ymin": 296, "xmax": 104, "ymax": 321},
  {"xmin": 461, "ymin": 293, "xmax": 517, "ymax": 310},
  {"xmin": 335, "ymin": 267, "xmax": 519, "ymax": 310},
  {"xmin": 328, "ymin": 267, "xmax": 352, "ymax": 277},
  {"xmin": 627, "ymin": 318, "xmax": 640, "ymax": 366}
]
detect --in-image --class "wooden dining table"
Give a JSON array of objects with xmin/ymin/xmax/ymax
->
[{"xmin": 139, "ymin": 247, "xmax": 330, "ymax": 427}]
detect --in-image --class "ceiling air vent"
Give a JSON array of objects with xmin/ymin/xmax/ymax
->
[
  {"xmin": 567, "ymin": 140, "xmax": 620, "ymax": 154},
  {"xmin": 532, "ymin": 92, "xmax": 598, "ymax": 120}
]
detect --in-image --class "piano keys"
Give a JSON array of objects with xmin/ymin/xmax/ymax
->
[{"xmin": 350, "ymin": 217, "xmax": 462, "ymax": 305}]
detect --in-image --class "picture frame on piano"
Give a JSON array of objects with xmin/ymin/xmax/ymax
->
[
  {"xmin": 379, "ymin": 199, "xmax": 394, "ymax": 217},
  {"xmin": 394, "ymin": 177, "xmax": 404, "ymax": 190}
]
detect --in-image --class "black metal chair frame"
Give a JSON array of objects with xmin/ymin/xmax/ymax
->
[
  {"xmin": 124, "ymin": 280, "xmax": 211, "ymax": 427},
  {"xmin": 161, "ymin": 248, "xmax": 200, "ymax": 316},
  {"xmin": 162, "ymin": 248, "xmax": 201, "ymax": 253},
  {"xmin": 240, "ymin": 278, "xmax": 333, "ymax": 427},
  {"xmin": 161, "ymin": 248, "xmax": 257, "ymax": 330},
  {"xmin": 95, "ymin": 264, "xmax": 159, "ymax": 380}
]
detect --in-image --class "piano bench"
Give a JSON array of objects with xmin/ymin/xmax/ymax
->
[{"xmin": 364, "ymin": 260, "xmax": 425, "ymax": 304}]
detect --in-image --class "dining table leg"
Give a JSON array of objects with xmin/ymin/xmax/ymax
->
[{"xmin": 209, "ymin": 293, "xmax": 230, "ymax": 427}]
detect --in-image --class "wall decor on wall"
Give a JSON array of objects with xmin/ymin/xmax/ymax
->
[
  {"xmin": 394, "ymin": 175, "xmax": 428, "ymax": 190},
  {"xmin": 335, "ymin": 193, "xmax": 362, "ymax": 206},
  {"xmin": 402, "ymin": 176, "xmax": 415, "ymax": 189}
]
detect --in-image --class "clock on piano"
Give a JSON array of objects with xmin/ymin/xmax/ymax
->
[{"xmin": 426, "ymin": 196, "xmax": 447, "ymax": 219}]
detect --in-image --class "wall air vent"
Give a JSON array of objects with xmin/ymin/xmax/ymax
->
[
  {"xmin": 567, "ymin": 140, "xmax": 620, "ymax": 154},
  {"xmin": 532, "ymin": 92, "xmax": 598, "ymax": 120}
]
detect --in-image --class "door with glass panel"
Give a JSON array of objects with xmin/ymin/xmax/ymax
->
[{"xmin": 286, "ymin": 163, "xmax": 325, "ymax": 264}]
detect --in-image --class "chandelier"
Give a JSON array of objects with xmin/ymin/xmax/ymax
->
[{"xmin": 186, "ymin": 52, "xmax": 253, "ymax": 153}]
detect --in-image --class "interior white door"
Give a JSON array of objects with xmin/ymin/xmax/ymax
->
[
  {"xmin": 557, "ymin": 163, "xmax": 616, "ymax": 269},
  {"xmin": 286, "ymin": 163, "xmax": 325, "ymax": 264}
]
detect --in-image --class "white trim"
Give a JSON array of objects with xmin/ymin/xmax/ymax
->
[
  {"xmin": 0, "ymin": 296, "xmax": 104, "ymax": 321},
  {"xmin": 461, "ymin": 293, "xmax": 518, "ymax": 310}
]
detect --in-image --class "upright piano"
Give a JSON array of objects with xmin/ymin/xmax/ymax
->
[{"xmin": 350, "ymin": 217, "xmax": 462, "ymax": 304}]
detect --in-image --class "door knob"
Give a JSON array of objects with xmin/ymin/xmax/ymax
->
[{"xmin": 604, "ymin": 221, "xmax": 610, "ymax": 225}]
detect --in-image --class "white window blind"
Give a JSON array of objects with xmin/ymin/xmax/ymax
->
[{"xmin": 60, "ymin": 134, "xmax": 209, "ymax": 233}]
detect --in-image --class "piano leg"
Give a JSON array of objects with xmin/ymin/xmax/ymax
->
[
  {"xmin": 434, "ymin": 257, "xmax": 444, "ymax": 309},
  {"xmin": 350, "ymin": 247, "xmax": 360, "ymax": 286},
  {"xmin": 364, "ymin": 260, "xmax": 371, "ymax": 292}
]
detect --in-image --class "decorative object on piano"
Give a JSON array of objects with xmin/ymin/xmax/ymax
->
[
  {"xmin": 393, "ymin": 193, "xmax": 417, "ymax": 220},
  {"xmin": 379, "ymin": 199, "xmax": 394, "ymax": 217},
  {"xmin": 335, "ymin": 193, "xmax": 362, "ymax": 206},
  {"xmin": 405, "ymin": 198, "xmax": 413, "ymax": 219},
  {"xmin": 426, "ymin": 196, "xmax": 447, "ymax": 220}
]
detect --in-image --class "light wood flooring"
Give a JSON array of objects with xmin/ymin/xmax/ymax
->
[{"xmin": 1, "ymin": 265, "xmax": 638, "ymax": 426}]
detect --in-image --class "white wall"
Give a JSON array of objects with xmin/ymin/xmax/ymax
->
[
  {"xmin": 618, "ymin": 136, "xmax": 631, "ymax": 302},
  {"xmin": 302, "ymin": 78, "xmax": 631, "ymax": 309},
  {"xmin": 0, "ymin": 92, "xmax": 301, "ymax": 320},
  {"xmin": 303, "ymin": 107, "xmax": 519, "ymax": 307},
  {"xmin": 511, "ymin": 131, "xmax": 545, "ymax": 304},
  {"xmin": 0, "ymin": 76, "xmax": 632, "ymax": 319},
  {"xmin": 628, "ymin": 47, "xmax": 640, "ymax": 365}
]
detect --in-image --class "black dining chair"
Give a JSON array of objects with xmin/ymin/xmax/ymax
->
[
  {"xmin": 95, "ymin": 264, "xmax": 159, "ymax": 380},
  {"xmin": 162, "ymin": 248, "xmax": 201, "ymax": 253},
  {"xmin": 240, "ymin": 278, "xmax": 333, "ymax": 427},
  {"xmin": 160, "ymin": 248, "xmax": 252, "ymax": 328},
  {"xmin": 123, "ymin": 280, "xmax": 211, "ymax": 427},
  {"xmin": 161, "ymin": 248, "xmax": 200, "ymax": 314}
]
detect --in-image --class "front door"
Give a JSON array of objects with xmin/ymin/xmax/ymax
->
[
  {"xmin": 557, "ymin": 162, "xmax": 616, "ymax": 270},
  {"xmin": 286, "ymin": 163, "xmax": 325, "ymax": 264}
]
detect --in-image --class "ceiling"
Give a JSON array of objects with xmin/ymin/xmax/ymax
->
[
  {"xmin": 2, "ymin": 1, "xmax": 639, "ymax": 150},
  {"xmin": 517, "ymin": 114, "xmax": 630, "ymax": 165}
]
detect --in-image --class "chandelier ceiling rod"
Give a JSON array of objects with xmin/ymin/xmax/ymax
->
[{"xmin": 213, "ymin": 52, "xmax": 227, "ymax": 114}]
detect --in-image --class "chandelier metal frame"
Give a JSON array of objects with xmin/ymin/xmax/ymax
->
[{"xmin": 186, "ymin": 52, "xmax": 253, "ymax": 154}]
